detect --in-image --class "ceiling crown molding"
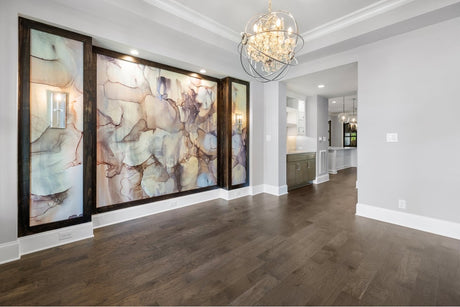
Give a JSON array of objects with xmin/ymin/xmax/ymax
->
[
  {"xmin": 143, "ymin": 0, "xmax": 241, "ymax": 43},
  {"xmin": 301, "ymin": 0, "xmax": 416, "ymax": 42}
]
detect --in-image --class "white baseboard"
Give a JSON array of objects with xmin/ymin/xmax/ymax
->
[
  {"xmin": 356, "ymin": 203, "xmax": 460, "ymax": 240},
  {"xmin": 19, "ymin": 222, "xmax": 94, "ymax": 255},
  {"xmin": 250, "ymin": 184, "xmax": 265, "ymax": 195},
  {"xmin": 263, "ymin": 184, "xmax": 288, "ymax": 196},
  {"xmin": 93, "ymin": 189, "xmax": 222, "ymax": 229},
  {"xmin": 1, "ymin": 184, "xmax": 289, "ymax": 264},
  {"xmin": 0, "ymin": 240, "xmax": 20, "ymax": 265},
  {"xmin": 313, "ymin": 174, "xmax": 329, "ymax": 184},
  {"xmin": 220, "ymin": 187, "xmax": 252, "ymax": 201}
]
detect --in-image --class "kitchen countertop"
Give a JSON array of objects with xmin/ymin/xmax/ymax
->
[
  {"xmin": 287, "ymin": 151, "xmax": 316, "ymax": 155},
  {"xmin": 328, "ymin": 147, "xmax": 357, "ymax": 151}
]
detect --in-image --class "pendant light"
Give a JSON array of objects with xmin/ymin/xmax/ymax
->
[
  {"xmin": 338, "ymin": 96, "xmax": 348, "ymax": 123},
  {"xmin": 350, "ymin": 98, "xmax": 357, "ymax": 123}
]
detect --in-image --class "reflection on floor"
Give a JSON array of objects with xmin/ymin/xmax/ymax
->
[{"xmin": 1, "ymin": 168, "xmax": 460, "ymax": 305}]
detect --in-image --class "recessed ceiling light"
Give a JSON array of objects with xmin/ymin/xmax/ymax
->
[
  {"xmin": 318, "ymin": 84, "xmax": 325, "ymax": 88},
  {"xmin": 332, "ymin": 100, "xmax": 336, "ymax": 104},
  {"xmin": 200, "ymin": 69, "xmax": 206, "ymax": 74},
  {"xmin": 130, "ymin": 49, "xmax": 139, "ymax": 56}
]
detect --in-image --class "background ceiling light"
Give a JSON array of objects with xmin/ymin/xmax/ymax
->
[
  {"xmin": 332, "ymin": 100, "xmax": 337, "ymax": 104},
  {"xmin": 318, "ymin": 84, "xmax": 325, "ymax": 88},
  {"xmin": 130, "ymin": 49, "xmax": 139, "ymax": 56},
  {"xmin": 200, "ymin": 69, "xmax": 206, "ymax": 74}
]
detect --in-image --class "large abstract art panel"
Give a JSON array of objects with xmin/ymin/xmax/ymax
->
[
  {"xmin": 18, "ymin": 18, "xmax": 93, "ymax": 235},
  {"xmin": 96, "ymin": 51, "xmax": 218, "ymax": 209}
]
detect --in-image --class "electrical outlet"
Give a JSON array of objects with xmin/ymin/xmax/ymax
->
[
  {"xmin": 58, "ymin": 231, "xmax": 72, "ymax": 241},
  {"xmin": 386, "ymin": 133, "xmax": 399, "ymax": 143},
  {"xmin": 398, "ymin": 199, "xmax": 407, "ymax": 210}
]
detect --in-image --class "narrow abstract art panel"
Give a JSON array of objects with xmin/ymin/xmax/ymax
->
[
  {"xmin": 18, "ymin": 18, "xmax": 93, "ymax": 235},
  {"xmin": 28, "ymin": 29, "xmax": 84, "ymax": 226},
  {"xmin": 219, "ymin": 77, "xmax": 250, "ymax": 190},
  {"xmin": 231, "ymin": 82, "xmax": 248, "ymax": 185},
  {"xmin": 96, "ymin": 51, "xmax": 218, "ymax": 209}
]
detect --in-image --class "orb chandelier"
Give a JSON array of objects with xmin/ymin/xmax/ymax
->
[{"xmin": 238, "ymin": 0, "xmax": 304, "ymax": 82}]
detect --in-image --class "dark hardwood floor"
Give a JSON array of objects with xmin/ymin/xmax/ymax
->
[{"xmin": 1, "ymin": 168, "xmax": 460, "ymax": 305}]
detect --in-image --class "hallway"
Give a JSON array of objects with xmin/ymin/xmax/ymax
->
[{"xmin": 1, "ymin": 169, "xmax": 459, "ymax": 305}]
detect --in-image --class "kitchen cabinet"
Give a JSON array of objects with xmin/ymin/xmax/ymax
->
[{"xmin": 287, "ymin": 152, "xmax": 316, "ymax": 191}]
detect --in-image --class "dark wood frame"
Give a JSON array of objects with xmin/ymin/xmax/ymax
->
[
  {"xmin": 18, "ymin": 17, "xmax": 96, "ymax": 236},
  {"xmin": 93, "ymin": 47, "xmax": 221, "ymax": 214},
  {"xmin": 218, "ymin": 77, "xmax": 250, "ymax": 190}
]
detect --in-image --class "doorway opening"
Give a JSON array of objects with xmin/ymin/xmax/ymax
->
[{"xmin": 282, "ymin": 62, "xmax": 358, "ymax": 190}]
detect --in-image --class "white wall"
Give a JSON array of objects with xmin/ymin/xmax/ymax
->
[
  {"xmin": 250, "ymin": 82, "xmax": 265, "ymax": 186},
  {"xmin": 263, "ymin": 82, "xmax": 287, "ymax": 188},
  {"xmin": 0, "ymin": 2, "xmax": 19, "ymax": 245},
  {"xmin": 287, "ymin": 15, "xmax": 460, "ymax": 234},
  {"xmin": 358, "ymin": 17, "xmax": 460, "ymax": 223}
]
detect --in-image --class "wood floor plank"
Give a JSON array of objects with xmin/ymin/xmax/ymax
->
[{"xmin": 1, "ymin": 168, "xmax": 460, "ymax": 305}]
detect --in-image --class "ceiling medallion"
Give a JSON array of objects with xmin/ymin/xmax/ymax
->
[{"xmin": 238, "ymin": 0, "xmax": 304, "ymax": 82}]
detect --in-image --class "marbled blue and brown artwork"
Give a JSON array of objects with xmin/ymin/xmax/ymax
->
[
  {"xmin": 29, "ymin": 29, "xmax": 84, "ymax": 226},
  {"xmin": 231, "ymin": 82, "xmax": 248, "ymax": 185},
  {"xmin": 96, "ymin": 54, "xmax": 218, "ymax": 207}
]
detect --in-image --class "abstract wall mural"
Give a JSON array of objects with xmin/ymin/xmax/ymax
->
[
  {"xmin": 18, "ymin": 19, "xmax": 250, "ymax": 235},
  {"xmin": 231, "ymin": 82, "xmax": 248, "ymax": 185},
  {"xmin": 18, "ymin": 18, "xmax": 93, "ymax": 235},
  {"xmin": 96, "ymin": 50, "xmax": 219, "ymax": 209}
]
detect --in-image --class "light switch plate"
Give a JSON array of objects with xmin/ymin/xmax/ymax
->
[
  {"xmin": 266, "ymin": 135, "xmax": 272, "ymax": 142},
  {"xmin": 386, "ymin": 133, "xmax": 399, "ymax": 142},
  {"xmin": 398, "ymin": 199, "xmax": 407, "ymax": 210}
]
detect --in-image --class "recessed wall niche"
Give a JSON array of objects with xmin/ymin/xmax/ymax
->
[
  {"xmin": 18, "ymin": 18, "xmax": 250, "ymax": 235},
  {"xmin": 94, "ymin": 48, "xmax": 220, "ymax": 212},
  {"xmin": 18, "ymin": 18, "xmax": 95, "ymax": 235}
]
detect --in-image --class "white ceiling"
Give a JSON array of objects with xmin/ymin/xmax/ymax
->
[
  {"xmin": 52, "ymin": 0, "xmax": 460, "ymax": 80},
  {"xmin": 172, "ymin": 0, "xmax": 382, "ymax": 34},
  {"xmin": 285, "ymin": 62, "xmax": 357, "ymax": 98}
]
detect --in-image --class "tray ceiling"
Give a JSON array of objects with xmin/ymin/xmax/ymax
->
[{"xmin": 173, "ymin": 0, "xmax": 382, "ymax": 35}]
